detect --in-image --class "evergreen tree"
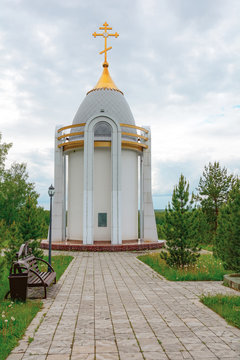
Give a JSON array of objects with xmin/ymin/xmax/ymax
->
[
  {"xmin": 18, "ymin": 196, "xmax": 44, "ymax": 258},
  {"xmin": 215, "ymin": 181, "xmax": 240, "ymax": 272},
  {"xmin": 195, "ymin": 208, "xmax": 212, "ymax": 245},
  {"xmin": 4, "ymin": 222, "xmax": 24, "ymax": 267},
  {"xmin": 196, "ymin": 162, "xmax": 233, "ymax": 242},
  {"xmin": 161, "ymin": 174, "xmax": 200, "ymax": 268}
]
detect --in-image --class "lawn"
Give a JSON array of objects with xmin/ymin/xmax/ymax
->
[
  {"xmin": 201, "ymin": 295, "xmax": 240, "ymax": 329},
  {"xmin": 0, "ymin": 255, "xmax": 73, "ymax": 360},
  {"xmin": 138, "ymin": 253, "xmax": 232, "ymax": 281}
]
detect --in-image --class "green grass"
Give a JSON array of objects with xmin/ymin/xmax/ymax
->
[
  {"xmin": 138, "ymin": 253, "xmax": 232, "ymax": 281},
  {"xmin": 201, "ymin": 295, "xmax": 240, "ymax": 329},
  {"xmin": 43, "ymin": 255, "xmax": 73, "ymax": 281},
  {"xmin": 0, "ymin": 254, "xmax": 73, "ymax": 360},
  {"xmin": 0, "ymin": 299, "xmax": 42, "ymax": 360}
]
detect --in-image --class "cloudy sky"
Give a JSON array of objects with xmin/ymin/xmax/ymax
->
[{"xmin": 1, "ymin": 0, "xmax": 240, "ymax": 209}]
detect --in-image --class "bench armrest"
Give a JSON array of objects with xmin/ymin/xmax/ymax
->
[
  {"xmin": 35, "ymin": 257, "xmax": 55, "ymax": 272},
  {"xmin": 10, "ymin": 262, "xmax": 29, "ymax": 275}
]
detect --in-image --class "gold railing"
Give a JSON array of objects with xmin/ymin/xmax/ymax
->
[{"xmin": 57, "ymin": 123, "xmax": 148, "ymax": 152}]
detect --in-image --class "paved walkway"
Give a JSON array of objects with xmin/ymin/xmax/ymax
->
[{"xmin": 7, "ymin": 252, "xmax": 240, "ymax": 360}]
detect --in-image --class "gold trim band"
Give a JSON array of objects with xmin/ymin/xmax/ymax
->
[
  {"xmin": 59, "ymin": 140, "xmax": 148, "ymax": 152},
  {"xmin": 121, "ymin": 132, "xmax": 148, "ymax": 141},
  {"xmin": 120, "ymin": 124, "xmax": 149, "ymax": 134},
  {"xmin": 58, "ymin": 123, "xmax": 86, "ymax": 133},
  {"xmin": 58, "ymin": 123, "xmax": 148, "ymax": 134},
  {"xmin": 57, "ymin": 131, "xmax": 84, "ymax": 140}
]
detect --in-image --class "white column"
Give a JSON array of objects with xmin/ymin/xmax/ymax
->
[
  {"xmin": 83, "ymin": 126, "xmax": 94, "ymax": 245},
  {"xmin": 142, "ymin": 127, "xmax": 158, "ymax": 242},
  {"xmin": 139, "ymin": 154, "xmax": 144, "ymax": 242},
  {"xmin": 111, "ymin": 123, "xmax": 122, "ymax": 245},
  {"xmin": 63, "ymin": 155, "xmax": 67, "ymax": 240},
  {"xmin": 52, "ymin": 125, "xmax": 66, "ymax": 242}
]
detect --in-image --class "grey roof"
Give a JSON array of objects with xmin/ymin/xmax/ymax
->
[{"xmin": 72, "ymin": 89, "xmax": 135, "ymax": 126}]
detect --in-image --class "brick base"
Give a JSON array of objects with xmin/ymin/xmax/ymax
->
[{"xmin": 41, "ymin": 240, "xmax": 164, "ymax": 252}]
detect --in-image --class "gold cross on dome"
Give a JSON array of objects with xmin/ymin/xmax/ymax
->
[{"xmin": 92, "ymin": 22, "xmax": 119, "ymax": 65}]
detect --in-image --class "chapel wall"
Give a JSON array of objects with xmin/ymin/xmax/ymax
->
[
  {"xmin": 121, "ymin": 149, "xmax": 138, "ymax": 240},
  {"xmin": 67, "ymin": 150, "xmax": 84, "ymax": 240},
  {"xmin": 93, "ymin": 147, "xmax": 112, "ymax": 241}
]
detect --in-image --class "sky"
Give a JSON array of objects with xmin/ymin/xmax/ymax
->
[{"xmin": 0, "ymin": 0, "xmax": 240, "ymax": 209}]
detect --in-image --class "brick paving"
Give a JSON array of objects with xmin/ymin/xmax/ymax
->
[{"xmin": 7, "ymin": 252, "xmax": 240, "ymax": 360}]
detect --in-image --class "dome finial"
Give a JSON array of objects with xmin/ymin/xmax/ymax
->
[{"xmin": 92, "ymin": 22, "xmax": 119, "ymax": 66}]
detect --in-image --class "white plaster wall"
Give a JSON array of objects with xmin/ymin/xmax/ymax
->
[
  {"xmin": 121, "ymin": 149, "xmax": 138, "ymax": 240},
  {"xmin": 93, "ymin": 148, "xmax": 111, "ymax": 241},
  {"xmin": 67, "ymin": 150, "xmax": 84, "ymax": 240}
]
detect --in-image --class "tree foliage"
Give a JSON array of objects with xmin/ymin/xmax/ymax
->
[
  {"xmin": 161, "ymin": 174, "xmax": 200, "ymax": 268},
  {"xmin": 0, "ymin": 134, "xmax": 48, "ymax": 267},
  {"xmin": 155, "ymin": 210, "xmax": 166, "ymax": 239},
  {"xmin": 19, "ymin": 196, "xmax": 44, "ymax": 258},
  {"xmin": 0, "ymin": 162, "xmax": 37, "ymax": 225},
  {"xmin": 195, "ymin": 161, "xmax": 233, "ymax": 241},
  {"xmin": 4, "ymin": 221, "xmax": 24, "ymax": 267},
  {"xmin": 0, "ymin": 220, "xmax": 7, "ymax": 279},
  {"xmin": 194, "ymin": 208, "xmax": 212, "ymax": 245},
  {"xmin": 0, "ymin": 133, "xmax": 12, "ymax": 177},
  {"xmin": 215, "ymin": 180, "xmax": 240, "ymax": 272}
]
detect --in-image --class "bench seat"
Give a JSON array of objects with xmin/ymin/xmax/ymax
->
[{"xmin": 17, "ymin": 245, "xmax": 56, "ymax": 299}]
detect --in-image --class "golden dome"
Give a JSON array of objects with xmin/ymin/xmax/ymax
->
[{"xmin": 87, "ymin": 63, "xmax": 123, "ymax": 95}]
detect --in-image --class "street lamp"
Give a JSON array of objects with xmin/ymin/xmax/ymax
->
[{"xmin": 48, "ymin": 184, "xmax": 55, "ymax": 271}]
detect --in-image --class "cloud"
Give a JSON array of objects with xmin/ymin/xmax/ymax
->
[{"xmin": 0, "ymin": 0, "xmax": 240, "ymax": 209}]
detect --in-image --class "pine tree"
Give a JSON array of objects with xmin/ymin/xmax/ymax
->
[
  {"xmin": 161, "ymin": 174, "xmax": 200, "ymax": 268},
  {"xmin": 4, "ymin": 222, "xmax": 24, "ymax": 267},
  {"xmin": 18, "ymin": 196, "xmax": 44, "ymax": 258},
  {"xmin": 196, "ymin": 162, "xmax": 233, "ymax": 242},
  {"xmin": 215, "ymin": 181, "xmax": 240, "ymax": 272},
  {"xmin": 195, "ymin": 208, "xmax": 212, "ymax": 245}
]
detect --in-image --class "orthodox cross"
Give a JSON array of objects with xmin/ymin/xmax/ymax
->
[{"xmin": 92, "ymin": 22, "xmax": 119, "ymax": 65}]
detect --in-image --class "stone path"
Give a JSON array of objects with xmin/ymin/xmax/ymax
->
[{"xmin": 7, "ymin": 252, "xmax": 240, "ymax": 360}]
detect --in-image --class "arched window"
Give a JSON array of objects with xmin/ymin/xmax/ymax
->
[{"xmin": 94, "ymin": 121, "xmax": 112, "ymax": 138}]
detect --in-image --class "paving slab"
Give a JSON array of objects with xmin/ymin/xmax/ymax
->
[{"xmin": 6, "ymin": 251, "xmax": 240, "ymax": 360}]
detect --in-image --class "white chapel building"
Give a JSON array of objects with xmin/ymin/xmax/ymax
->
[{"xmin": 51, "ymin": 23, "xmax": 158, "ymax": 245}]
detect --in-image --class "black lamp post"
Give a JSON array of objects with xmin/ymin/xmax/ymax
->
[{"xmin": 48, "ymin": 184, "xmax": 55, "ymax": 271}]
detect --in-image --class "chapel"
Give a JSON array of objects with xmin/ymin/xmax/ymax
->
[{"xmin": 51, "ymin": 22, "xmax": 157, "ymax": 245}]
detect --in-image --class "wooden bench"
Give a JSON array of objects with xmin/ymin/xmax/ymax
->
[{"xmin": 16, "ymin": 243, "xmax": 56, "ymax": 299}]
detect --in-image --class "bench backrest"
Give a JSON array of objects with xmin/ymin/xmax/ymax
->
[
  {"xmin": 17, "ymin": 243, "xmax": 32, "ymax": 260},
  {"xmin": 20, "ymin": 255, "xmax": 41, "ymax": 281}
]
